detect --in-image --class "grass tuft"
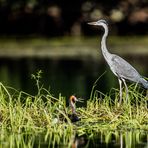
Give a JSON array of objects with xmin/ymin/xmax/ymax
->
[{"xmin": 0, "ymin": 72, "xmax": 147, "ymax": 147}]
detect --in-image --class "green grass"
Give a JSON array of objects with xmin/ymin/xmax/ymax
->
[{"xmin": 0, "ymin": 71, "xmax": 147, "ymax": 147}]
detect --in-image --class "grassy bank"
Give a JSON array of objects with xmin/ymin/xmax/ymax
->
[
  {"xmin": 0, "ymin": 71, "xmax": 147, "ymax": 147},
  {"xmin": 0, "ymin": 36, "xmax": 148, "ymax": 58}
]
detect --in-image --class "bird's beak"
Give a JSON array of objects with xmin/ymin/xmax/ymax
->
[
  {"xmin": 77, "ymin": 98, "xmax": 84, "ymax": 102},
  {"xmin": 87, "ymin": 22, "xmax": 97, "ymax": 25}
]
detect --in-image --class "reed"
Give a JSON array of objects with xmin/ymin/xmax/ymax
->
[{"xmin": 0, "ymin": 71, "xmax": 147, "ymax": 147}]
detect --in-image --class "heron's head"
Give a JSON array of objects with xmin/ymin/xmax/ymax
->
[{"xmin": 88, "ymin": 19, "xmax": 108, "ymax": 26}]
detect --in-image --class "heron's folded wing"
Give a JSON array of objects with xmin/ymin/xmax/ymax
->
[{"xmin": 111, "ymin": 55, "xmax": 141, "ymax": 82}]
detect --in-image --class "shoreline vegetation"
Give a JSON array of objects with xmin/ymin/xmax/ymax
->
[
  {"xmin": 0, "ymin": 71, "xmax": 147, "ymax": 147},
  {"xmin": 0, "ymin": 36, "xmax": 147, "ymax": 58}
]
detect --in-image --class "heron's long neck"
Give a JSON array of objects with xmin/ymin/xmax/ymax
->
[{"xmin": 101, "ymin": 24, "xmax": 111, "ymax": 60}]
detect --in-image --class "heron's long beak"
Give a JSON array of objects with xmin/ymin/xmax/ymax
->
[{"xmin": 87, "ymin": 22, "xmax": 97, "ymax": 25}]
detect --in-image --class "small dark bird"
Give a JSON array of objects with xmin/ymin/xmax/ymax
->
[{"xmin": 68, "ymin": 95, "xmax": 80, "ymax": 122}]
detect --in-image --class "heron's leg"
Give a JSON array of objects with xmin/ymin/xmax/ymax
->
[
  {"xmin": 118, "ymin": 78, "xmax": 122, "ymax": 105},
  {"xmin": 122, "ymin": 78, "xmax": 128, "ymax": 103}
]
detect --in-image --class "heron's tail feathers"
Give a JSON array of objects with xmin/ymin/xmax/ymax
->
[{"xmin": 140, "ymin": 78, "xmax": 148, "ymax": 89}]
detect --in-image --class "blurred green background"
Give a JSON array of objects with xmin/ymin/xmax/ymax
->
[{"xmin": 0, "ymin": 0, "xmax": 147, "ymax": 98}]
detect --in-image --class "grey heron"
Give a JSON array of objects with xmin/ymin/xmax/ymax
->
[{"xmin": 88, "ymin": 19, "xmax": 148, "ymax": 104}]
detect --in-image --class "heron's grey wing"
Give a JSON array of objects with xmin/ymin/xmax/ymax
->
[{"xmin": 110, "ymin": 54, "xmax": 142, "ymax": 83}]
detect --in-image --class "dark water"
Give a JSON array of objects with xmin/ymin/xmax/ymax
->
[
  {"xmin": 1, "ymin": 130, "xmax": 148, "ymax": 148},
  {"xmin": 0, "ymin": 54, "xmax": 147, "ymax": 99}
]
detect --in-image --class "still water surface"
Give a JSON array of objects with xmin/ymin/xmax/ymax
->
[
  {"xmin": 0, "ymin": 37, "xmax": 148, "ymax": 99},
  {"xmin": 1, "ymin": 130, "xmax": 147, "ymax": 148},
  {"xmin": 0, "ymin": 55, "xmax": 147, "ymax": 99}
]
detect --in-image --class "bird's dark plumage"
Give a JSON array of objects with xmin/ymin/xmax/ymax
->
[{"xmin": 68, "ymin": 114, "xmax": 80, "ymax": 122}]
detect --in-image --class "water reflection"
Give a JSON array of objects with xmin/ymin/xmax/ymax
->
[
  {"xmin": 0, "ymin": 58, "xmax": 114, "ymax": 99},
  {"xmin": 0, "ymin": 130, "xmax": 147, "ymax": 148},
  {"xmin": 91, "ymin": 130, "xmax": 148, "ymax": 148}
]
